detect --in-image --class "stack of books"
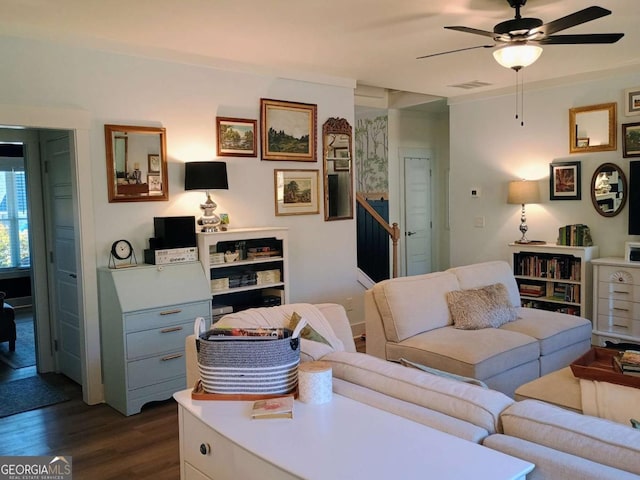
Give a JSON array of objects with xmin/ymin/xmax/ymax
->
[
  {"xmin": 519, "ymin": 284, "xmax": 545, "ymax": 297},
  {"xmin": 613, "ymin": 350, "xmax": 640, "ymax": 376}
]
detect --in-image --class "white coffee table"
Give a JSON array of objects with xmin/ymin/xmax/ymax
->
[{"xmin": 174, "ymin": 389, "xmax": 534, "ymax": 480}]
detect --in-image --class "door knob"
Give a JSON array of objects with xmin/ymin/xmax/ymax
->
[{"xmin": 406, "ymin": 231, "xmax": 416, "ymax": 236}]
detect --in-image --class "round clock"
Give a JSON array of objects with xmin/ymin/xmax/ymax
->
[{"xmin": 111, "ymin": 239, "xmax": 133, "ymax": 260}]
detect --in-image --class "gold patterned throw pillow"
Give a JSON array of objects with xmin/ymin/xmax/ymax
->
[
  {"xmin": 289, "ymin": 312, "xmax": 332, "ymax": 346},
  {"xmin": 446, "ymin": 283, "xmax": 517, "ymax": 330}
]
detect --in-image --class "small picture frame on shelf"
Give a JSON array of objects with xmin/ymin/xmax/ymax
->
[{"xmin": 550, "ymin": 161, "xmax": 581, "ymax": 200}]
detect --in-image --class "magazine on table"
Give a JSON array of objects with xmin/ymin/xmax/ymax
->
[{"xmin": 251, "ymin": 395, "xmax": 294, "ymax": 419}]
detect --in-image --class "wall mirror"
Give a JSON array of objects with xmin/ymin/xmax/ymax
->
[
  {"xmin": 104, "ymin": 124, "xmax": 168, "ymax": 202},
  {"xmin": 569, "ymin": 103, "xmax": 616, "ymax": 153},
  {"xmin": 323, "ymin": 117, "xmax": 353, "ymax": 220},
  {"xmin": 591, "ymin": 162, "xmax": 627, "ymax": 217}
]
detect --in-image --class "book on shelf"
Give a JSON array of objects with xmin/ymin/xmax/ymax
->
[{"xmin": 251, "ymin": 395, "xmax": 294, "ymax": 419}]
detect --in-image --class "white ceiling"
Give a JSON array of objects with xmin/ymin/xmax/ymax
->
[{"xmin": 3, "ymin": 0, "xmax": 638, "ymax": 100}]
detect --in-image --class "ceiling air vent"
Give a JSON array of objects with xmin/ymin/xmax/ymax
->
[{"xmin": 448, "ymin": 81, "xmax": 492, "ymax": 90}]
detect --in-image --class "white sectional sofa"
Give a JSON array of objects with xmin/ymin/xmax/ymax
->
[
  {"xmin": 365, "ymin": 260, "xmax": 592, "ymax": 397},
  {"xmin": 185, "ymin": 302, "xmax": 640, "ymax": 480}
]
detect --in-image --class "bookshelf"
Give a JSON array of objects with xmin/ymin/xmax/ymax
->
[{"xmin": 508, "ymin": 244, "xmax": 599, "ymax": 319}]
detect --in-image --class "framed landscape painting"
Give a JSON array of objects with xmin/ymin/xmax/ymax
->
[
  {"xmin": 216, "ymin": 117, "xmax": 257, "ymax": 157},
  {"xmin": 261, "ymin": 99, "xmax": 317, "ymax": 162},
  {"xmin": 622, "ymin": 122, "xmax": 640, "ymax": 158},
  {"xmin": 274, "ymin": 169, "xmax": 319, "ymax": 215},
  {"xmin": 550, "ymin": 161, "xmax": 581, "ymax": 200}
]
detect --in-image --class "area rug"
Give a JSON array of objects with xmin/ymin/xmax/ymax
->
[
  {"xmin": 0, "ymin": 375, "xmax": 70, "ymax": 418},
  {"xmin": 0, "ymin": 319, "xmax": 36, "ymax": 369}
]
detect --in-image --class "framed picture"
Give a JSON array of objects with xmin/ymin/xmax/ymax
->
[
  {"xmin": 576, "ymin": 138, "xmax": 590, "ymax": 148},
  {"xmin": 334, "ymin": 159, "xmax": 350, "ymax": 172},
  {"xmin": 147, "ymin": 174, "xmax": 162, "ymax": 192},
  {"xmin": 274, "ymin": 169, "xmax": 319, "ymax": 216},
  {"xmin": 624, "ymin": 87, "xmax": 640, "ymax": 116},
  {"xmin": 261, "ymin": 98, "xmax": 317, "ymax": 162},
  {"xmin": 148, "ymin": 154, "xmax": 161, "ymax": 173},
  {"xmin": 622, "ymin": 122, "xmax": 640, "ymax": 158},
  {"xmin": 216, "ymin": 117, "xmax": 257, "ymax": 157},
  {"xmin": 550, "ymin": 161, "xmax": 581, "ymax": 200}
]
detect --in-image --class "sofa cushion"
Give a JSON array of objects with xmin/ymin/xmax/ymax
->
[
  {"xmin": 333, "ymin": 378, "xmax": 490, "ymax": 443},
  {"xmin": 385, "ymin": 325, "xmax": 539, "ymax": 381},
  {"xmin": 448, "ymin": 261, "xmax": 521, "ymax": 308},
  {"xmin": 446, "ymin": 283, "xmax": 517, "ymax": 330},
  {"xmin": 371, "ymin": 271, "xmax": 459, "ymax": 342},
  {"xmin": 484, "ymin": 434, "xmax": 640, "ymax": 480},
  {"xmin": 501, "ymin": 307, "xmax": 592, "ymax": 356},
  {"xmin": 399, "ymin": 358, "xmax": 488, "ymax": 388},
  {"xmin": 323, "ymin": 351, "xmax": 514, "ymax": 434},
  {"xmin": 500, "ymin": 399, "xmax": 640, "ymax": 475}
]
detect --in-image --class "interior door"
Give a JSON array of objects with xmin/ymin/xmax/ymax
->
[
  {"xmin": 41, "ymin": 131, "xmax": 81, "ymax": 384},
  {"xmin": 404, "ymin": 156, "xmax": 432, "ymax": 276}
]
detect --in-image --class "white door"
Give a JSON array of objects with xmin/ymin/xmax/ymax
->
[
  {"xmin": 404, "ymin": 156, "xmax": 432, "ymax": 276},
  {"xmin": 41, "ymin": 131, "xmax": 81, "ymax": 384}
]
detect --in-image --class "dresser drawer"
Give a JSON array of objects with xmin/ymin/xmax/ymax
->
[
  {"xmin": 124, "ymin": 301, "xmax": 209, "ymax": 332},
  {"xmin": 184, "ymin": 462, "xmax": 211, "ymax": 480},
  {"xmin": 126, "ymin": 320, "xmax": 193, "ymax": 360},
  {"xmin": 597, "ymin": 266, "xmax": 640, "ymax": 286},
  {"xmin": 182, "ymin": 409, "xmax": 235, "ymax": 479},
  {"xmin": 597, "ymin": 280, "xmax": 639, "ymax": 301},
  {"xmin": 597, "ymin": 298, "xmax": 640, "ymax": 321},
  {"xmin": 597, "ymin": 314, "xmax": 640, "ymax": 336},
  {"xmin": 127, "ymin": 350, "xmax": 185, "ymax": 389}
]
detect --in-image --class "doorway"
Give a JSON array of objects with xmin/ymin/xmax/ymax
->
[
  {"xmin": 0, "ymin": 128, "xmax": 77, "ymax": 388},
  {"xmin": 401, "ymin": 151, "xmax": 433, "ymax": 276}
]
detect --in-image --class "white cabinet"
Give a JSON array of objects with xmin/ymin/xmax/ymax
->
[
  {"xmin": 592, "ymin": 257, "xmax": 640, "ymax": 346},
  {"xmin": 508, "ymin": 244, "xmax": 599, "ymax": 319},
  {"xmin": 197, "ymin": 227, "xmax": 288, "ymax": 315},
  {"xmin": 98, "ymin": 263, "xmax": 211, "ymax": 415}
]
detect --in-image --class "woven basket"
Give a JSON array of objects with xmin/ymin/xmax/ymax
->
[{"xmin": 194, "ymin": 317, "xmax": 300, "ymax": 395}]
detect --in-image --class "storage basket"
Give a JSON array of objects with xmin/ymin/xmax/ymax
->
[{"xmin": 194, "ymin": 317, "xmax": 300, "ymax": 395}]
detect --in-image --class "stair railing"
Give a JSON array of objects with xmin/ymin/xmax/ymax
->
[{"xmin": 356, "ymin": 192, "xmax": 400, "ymax": 278}]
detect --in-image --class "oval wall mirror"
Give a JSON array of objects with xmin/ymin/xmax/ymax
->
[
  {"xmin": 323, "ymin": 118, "xmax": 353, "ymax": 221},
  {"xmin": 104, "ymin": 124, "xmax": 168, "ymax": 202},
  {"xmin": 591, "ymin": 162, "xmax": 627, "ymax": 217},
  {"xmin": 569, "ymin": 103, "xmax": 616, "ymax": 153}
]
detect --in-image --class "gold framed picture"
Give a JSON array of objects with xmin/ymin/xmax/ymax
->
[{"xmin": 274, "ymin": 169, "xmax": 319, "ymax": 216}]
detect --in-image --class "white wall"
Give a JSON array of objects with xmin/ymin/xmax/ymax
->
[
  {"xmin": 0, "ymin": 35, "xmax": 359, "ymax": 397},
  {"xmin": 449, "ymin": 70, "xmax": 640, "ymax": 266}
]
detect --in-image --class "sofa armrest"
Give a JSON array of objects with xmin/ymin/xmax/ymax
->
[{"xmin": 364, "ymin": 290, "xmax": 386, "ymax": 359}]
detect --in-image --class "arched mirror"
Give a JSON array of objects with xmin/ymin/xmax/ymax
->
[
  {"xmin": 569, "ymin": 103, "xmax": 616, "ymax": 153},
  {"xmin": 104, "ymin": 124, "xmax": 168, "ymax": 202},
  {"xmin": 323, "ymin": 118, "xmax": 353, "ymax": 220},
  {"xmin": 591, "ymin": 162, "xmax": 627, "ymax": 217}
]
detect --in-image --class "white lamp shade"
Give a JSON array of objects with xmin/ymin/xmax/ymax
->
[
  {"xmin": 493, "ymin": 45, "xmax": 543, "ymax": 70},
  {"xmin": 508, "ymin": 180, "xmax": 540, "ymax": 205}
]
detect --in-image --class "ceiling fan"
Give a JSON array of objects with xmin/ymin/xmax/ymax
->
[{"xmin": 418, "ymin": 0, "xmax": 624, "ymax": 69}]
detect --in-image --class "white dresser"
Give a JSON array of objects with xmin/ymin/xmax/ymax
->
[
  {"xmin": 592, "ymin": 257, "xmax": 640, "ymax": 346},
  {"xmin": 98, "ymin": 263, "xmax": 211, "ymax": 415},
  {"xmin": 174, "ymin": 390, "xmax": 534, "ymax": 480}
]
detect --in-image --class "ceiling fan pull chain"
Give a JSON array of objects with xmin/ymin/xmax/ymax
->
[{"xmin": 520, "ymin": 69, "xmax": 525, "ymax": 127}]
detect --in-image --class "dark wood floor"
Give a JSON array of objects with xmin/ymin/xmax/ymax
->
[{"xmin": 0, "ymin": 334, "xmax": 367, "ymax": 479}]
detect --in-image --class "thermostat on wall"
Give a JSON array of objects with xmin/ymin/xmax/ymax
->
[{"xmin": 625, "ymin": 242, "xmax": 640, "ymax": 262}]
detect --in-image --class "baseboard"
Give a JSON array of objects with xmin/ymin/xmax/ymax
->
[{"xmin": 351, "ymin": 321, "xmax": 365, "ymax": 338}]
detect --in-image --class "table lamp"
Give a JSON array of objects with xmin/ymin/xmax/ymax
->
[
  {"xmin": 184, "ymin": 161, "xmax": 229, "ymax": 232},
  {"xmin": 507, "ymin": 180, "xmax": 540, "ymax": 244}
]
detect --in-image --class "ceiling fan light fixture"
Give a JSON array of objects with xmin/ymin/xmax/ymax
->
[{"xmin": 493, "ymin": 44, "xmax": 543, "ymax": 70}]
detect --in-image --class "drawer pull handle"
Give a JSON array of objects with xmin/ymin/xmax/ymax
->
[
  {"xmin": 160, "ymin": 326, "xmax": 183, "ymax": 333},
  {"xmin": 160, "ymin": 353, "xmax": 183, "ymax": 361},
  {"xmin": 613, "ymin": 307, "xmax": 630, "ymax": 311},
  {"xmin": 199, "ymin": 443, "xmax": 211, "ymax": 455},
  {"xmin": 613, "ymin": 323, "xmax": 628, "ymax": 328},
  {"xmin": 160, "ymin": 309, "xmax": 182, "ymax": 316},
  {"xmin": 612, "ymin": 290, "xmax": 629, "ymax": 294}
]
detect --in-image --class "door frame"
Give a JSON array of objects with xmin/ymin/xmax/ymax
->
[
  {"xmin": 399, "ymin": 148, "xmax": 433, "ymax": 277},
  {"xmin": 0, "ymin": 104, "xmax": 102, "ymax": 405}
]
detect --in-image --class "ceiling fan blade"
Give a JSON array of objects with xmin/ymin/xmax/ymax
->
[
  {"xmin": 533, "ymin": 6, "xmax": 611, "ymax": 36},
  {"xmin": 417, "ymin": 44, "xmax": 494, "ymax": 60},
  {"xmin": 445, "ymin": 26, "xmax": 495, "ymax": 39},
  {"xmin": 538, "ymin": 33, "xmax": 624, "ymax": 45}
]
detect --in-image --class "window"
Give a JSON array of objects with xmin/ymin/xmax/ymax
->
[{"xmin": 0, "ymin": 149, "xmax": 29, "ymax": 269}]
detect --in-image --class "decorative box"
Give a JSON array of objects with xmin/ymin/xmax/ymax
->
[{"xmin": 257, "ymin": 269, "xmax": 281, "ymax": 285}]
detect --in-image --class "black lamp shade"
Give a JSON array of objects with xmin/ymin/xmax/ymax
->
[{"xmin": 184, "ymin": 161, "xmax": 229, "ymax": 190}]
